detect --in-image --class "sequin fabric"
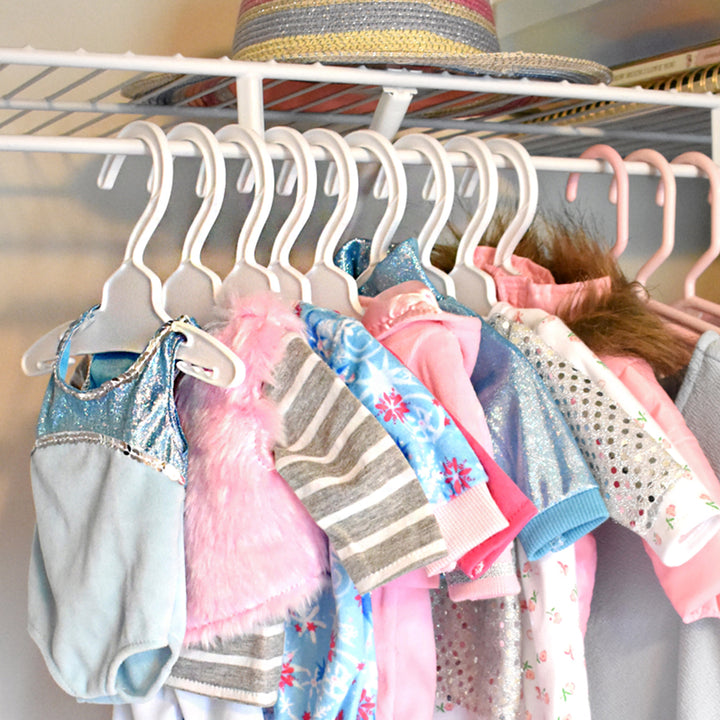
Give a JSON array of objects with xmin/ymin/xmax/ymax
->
[
  {"xmin": 489, "ymin": 313, "xmax": 681, "ymax": 538},
  {"xmin": 432, "ymin": 572, "xmax": 522, "ymax": 719},
  {"xmin": 35, "ymin": 306, "xmax": 188, "ymax": 481},
  {"xmin": 337, "ymin": 238, "xmax": 610, "ymax": 562}
]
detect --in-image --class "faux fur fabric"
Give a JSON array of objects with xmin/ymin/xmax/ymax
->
[
  {"xmin": 435, "ymin": 211, "xmax": 692, "ymax": 377},
  {"xmin": 176, "ymin": 292, "xmax": 329, "ymax": 647}
]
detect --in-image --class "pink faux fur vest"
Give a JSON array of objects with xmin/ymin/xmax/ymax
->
[{"xmin": 176, "ymin": 292, "xmax": 329, "ymax": 646}]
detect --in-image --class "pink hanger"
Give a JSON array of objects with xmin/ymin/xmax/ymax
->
[
  {"xmin": 622, "ymin": 148, "xmax": 676, "ymax": 288},
  {"xmin": 566, "ymin": 144, "xmax": 629, "ymax": 258},
  {"xmin": 671, "ymin": 151, "xmax": 720, "ymax": 321},
  {"xmin": 630, "ymin": 151, "xmax": 719, "ymax": 342}
]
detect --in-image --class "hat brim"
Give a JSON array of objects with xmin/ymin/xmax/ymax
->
[{"xmin": 121, "ymin": 52, "xmax": 612, "ymax": 114}]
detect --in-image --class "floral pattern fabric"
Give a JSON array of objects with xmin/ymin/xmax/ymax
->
[
  {"xmin": 299, "ymin": 302, "xmax": 490, "ymax": 505},
  {"xmin": 269, "ymin": 551, "xmax": 377, "ymax": 720},
  {"xmin": 518, "ymin": 543, "xmax": 591, "ymax": 720}
]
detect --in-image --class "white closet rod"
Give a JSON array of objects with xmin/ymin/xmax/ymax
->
[{"xmin": 0, "ymin": 133, "xmax": 711, "ymax": 179}]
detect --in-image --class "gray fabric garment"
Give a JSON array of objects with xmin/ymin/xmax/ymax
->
[
  {"xmin": 585, "ymin": 520, "xmax": 681, "ymax": 720},
  {"xmin": 586, "ymin": 330, "xmax": 720, "ymax": 720}
]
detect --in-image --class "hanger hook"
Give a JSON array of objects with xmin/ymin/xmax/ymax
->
[
  {"xmin": 566, "ymin": 144, "xmax": 629, "ymax": 258},
  {"xmin": 162, "ymin": 122, "xmax": 226, "ymax": 324},
  {"xmin": 265, "ymin": 126, "xmax": 317, "ymax": 302},
  {"xmin": 344, "ymin": 129, "xmax": 408, "ymax": 280},
  {"xmin": 671, "ymin": 151, "xmax": 720, "ymax": 299},
  {"xmin": 97, "ymin": 119, "xmax": 174, "ymax": 267},
  {"xmin": 444, "ymin": 135, "xmax": 499, "ymax": 315},
  {"xmin": 392, "ymin": 133, "xmax": 456, "ymax": 295},
  {"xmin": 622, "ymin": 148, "xmax": 676, "ymax": 288},
  {"xmin": 216, "ymin": 124, "xmax": 280, "ymax": 296},
  {"xmin": 303, "ymin": 128, "xmax": 363, "ymax": 317},
  {"xmin": 166, "ymin": 122, "xmax": 226, "ymax": 266},
  {"xmin": 486, "ymin": 137, "xmax": 539, "ymax": 275}
]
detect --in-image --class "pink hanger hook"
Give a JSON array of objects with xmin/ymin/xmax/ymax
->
[
  {"xmin": 671, "ymin": 151, "xmax": 720, "ymax": 300},
  {"xmin": 622, "ymin": 149, "xmax": 676, "ymax": 287},
  {"xmin": 566, "ymin": 144, "xmax": 629, "ymax": 257}
]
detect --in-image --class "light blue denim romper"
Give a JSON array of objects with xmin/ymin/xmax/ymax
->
[{"xmin": 28, "ymin": 308, "xmax": 189, "ymax": 703}]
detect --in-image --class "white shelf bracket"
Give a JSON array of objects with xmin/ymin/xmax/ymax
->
[
  {"xmin": 370, "ymin": 86, "xmax": 417, "ymax": 139},
  {"xmin": 235, "ymin": 73, "xmax": 265, "ymax": 133}
]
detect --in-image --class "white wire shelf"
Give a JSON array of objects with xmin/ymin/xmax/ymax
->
[{"xmin": 0, "ymin": 46, "xmax": 719, "ymax": 161}]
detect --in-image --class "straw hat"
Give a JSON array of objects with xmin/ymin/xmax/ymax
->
[{"xmin": 123, "ymin": 0, "xmax": 611, "ymax": 103}]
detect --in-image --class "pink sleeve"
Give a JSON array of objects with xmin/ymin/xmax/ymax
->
[
  {"xmin": 574, "ymin": 533, "xmax": 597, "ymax": 636},
  {"xmin": 604, "ymin": 356, "xmax": 720, "ymax": 621},
  {"xmin": 381, "ymin": 323, "xmax": 494, "ymax": 453}
]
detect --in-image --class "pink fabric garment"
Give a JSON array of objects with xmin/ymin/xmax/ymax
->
[
  {"xmin": 602, "ymin": 355, "xmax": 720, "ymax": 622},
  {"xmin": 452, "ymin": 421, "xmax": 537, "ymax": 585},
  {"xmin": 361, "ymin": 281, "xmax": 537, "ymax": 587},
  {"xmin": 473, "ymin": 245, "xmax": 611, "ymax": 315},
  {"xmin": 361, "ymin": 280, "xmax": 493, "ymax": 455},
  {"xmin": 361, "ymin": 281, "xmax": 513, "ymax": 572},
  {"xmin": 574, "ymin": 533, "xmax": 598, "ymax": 636},
  {"xmin": 362, "ymin": 281, "xmax": 529, "ymax": 720},
  {"xmin": 372, "ymin": 570, "xmax": 440, "ymax": 720},
  {"xmin": 176, "ymin": 293, "xmax": 329, "ymax": 646}
]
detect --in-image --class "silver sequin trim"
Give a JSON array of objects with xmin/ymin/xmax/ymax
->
[
  {"xmin": 491, "ymin": 316, "xmax": 682, "ymax": 533},
  {"xmin": 33, "ymin": 431, "xmax": 186, "ymax": 486},
  {"xmin": 54, "ymin": 318, "xmax": 184, "ymax": 400}
]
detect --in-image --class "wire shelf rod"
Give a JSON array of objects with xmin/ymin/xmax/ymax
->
[{"xmin": 2, "ymin": 48, "xmax": 720, "ymax": 111}]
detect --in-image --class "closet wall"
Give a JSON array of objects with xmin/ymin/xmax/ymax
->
[{"xmin": 1, "ymin": 4, "xmax": 717, "ymax": 720}]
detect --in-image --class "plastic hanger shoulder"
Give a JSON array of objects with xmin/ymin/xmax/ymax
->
[{"xmin": 21, "ymin": 120, "xmax": 245, "ymax": 388}]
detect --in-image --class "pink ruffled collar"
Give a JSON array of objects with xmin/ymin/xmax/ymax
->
[{"xmin": 360, "ymin": 280, "xmax": 482, "ymax": 375}]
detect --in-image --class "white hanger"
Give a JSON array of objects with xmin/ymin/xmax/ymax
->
[
  {"xmin": 621, "ymin": 148, "xmax": 677, "ymax": 288},
  {"xmin": 216, "ymin": 124, "xmax": 281, "ymax": 297},
  {"xmin": 486, "ymin": 137, "xmax": 539, "ymax": 275},
  {"xmin": 566, "ymin": 143, "xmax": 630, "ymax": 258},
  {"xmin": 393, "ymin": 133, "xmax": 456, "ymax": 296},
  {"xmin": 445, "ymin": 135, "xmax": 500, "ymax": 315},
  {"xmin": 303, "ymin": 128, "xmax": 364, "ymax": 317},
  {"xmin": 265, "ymin": 126, "xmax": 316, "ymax": 303},
  {"xmin": 21, "ymin": 120, "xmax": 245, "ymax": 387},
  {"xmin": 163, "ymin": 123, "xmax": 225, "ymax": 326},
  {"xmin": 345, "ymin": 129, "xmax": 408, "ymax": 286}
]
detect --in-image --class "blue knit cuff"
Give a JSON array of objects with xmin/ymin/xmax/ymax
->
[{"xmin": 518, "ymin": 488, "xmax": 609, "ymax": 561}]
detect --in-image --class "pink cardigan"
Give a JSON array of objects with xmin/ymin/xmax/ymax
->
[{"xmin": 603, "ymin": 355, "xmax": 720, "ymax": 621}]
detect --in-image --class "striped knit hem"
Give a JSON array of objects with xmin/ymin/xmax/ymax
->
[{"xmin": 267, "ymin": 336, "xmax": 448, "ymax": 591}]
